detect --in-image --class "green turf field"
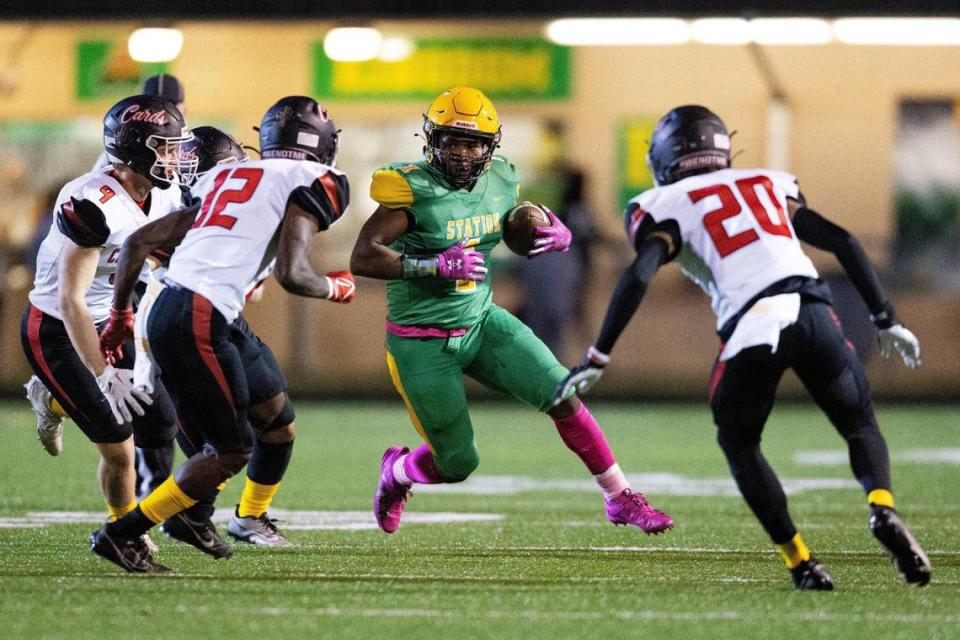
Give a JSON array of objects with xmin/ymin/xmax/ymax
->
[{"xmin": 0, "ymin": 402, "xmax": 957, "ymax": 639}]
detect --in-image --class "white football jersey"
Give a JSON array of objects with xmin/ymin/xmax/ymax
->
[
  {"xmin": 29, "ymin": 172, "xmax": 187, "ymax": 323},
  {"xmin": 164, "ymin": 158, "xmax": 349, "ymax": 322},
  {"xmin": 628, "ymin": 167, "xmax": 818, "ymax": 330}
]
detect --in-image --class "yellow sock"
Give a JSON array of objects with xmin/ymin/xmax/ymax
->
[
  {"xmin": 140, "ymin": 476, "xmax": 198, "ymax": 524},
  {"xmin": 238, "ymin": 479, "xmax": 280, "ymax": 518},
  {"xmin": 49, "ymin": 397, "xmax": 67, "ymax": 419},
  {"xmin": 107, "ymin": 500, "xmax": 137, "ymax": 521},
  {"xmin": 778, "ymin": 533, "xmax": 812, "ymax": 569},
  {"xmin": 868, "ymin": 489, "xmax": 895, "ymax": 509}
]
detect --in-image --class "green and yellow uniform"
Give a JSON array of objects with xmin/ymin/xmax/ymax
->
[{"xmin": 371, "ymin": 156, "xmax": 572, "ymax": 480}]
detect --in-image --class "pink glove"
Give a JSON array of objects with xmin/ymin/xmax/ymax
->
[
  {"xmin": 529, "ymin": 209, "xmax": 572, "ymax": 257},
  {"xmin": 437, "ymin": 240, "xmax": 488, "ymax": 282}
]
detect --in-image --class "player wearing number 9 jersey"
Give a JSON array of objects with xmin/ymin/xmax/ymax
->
[
  {"xmin": 91, "ymin": 97, "xmax": 354, "ymax": 573},
  {"xmin": 352, "ymin": 86, "xmax": 673, "ymax": 537},
  {"xmin": 555, "ymin": 105, "xmax": 931, "ymax": 590}
]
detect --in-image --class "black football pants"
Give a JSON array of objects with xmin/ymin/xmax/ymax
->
[{"xmin": 709, "ymin": 300, "xmax": 891, "ymax": 544}]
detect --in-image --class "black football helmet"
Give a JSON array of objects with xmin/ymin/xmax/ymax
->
[
  {"xmin": 647, "ymin": 105, "xmax": 731, "ymax": 186},
  {"xmin": 258, "ymin": 96, "xmax": 339, "ymax": 165},
  {"xmin": 183, "ymin": 126, "xmax": 247, "ymax": 182},
  {"xmin": 103, "ymin": 94, "xmax": 197, "ymax": 187}
]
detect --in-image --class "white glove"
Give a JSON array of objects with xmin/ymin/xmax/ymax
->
[
  {"xmin": 878, "ymin": 324, "xmax": 921, "ymax": 370},
  {"xmin": 552, "ymin": 346, "xmax": 610, "ymax": 407},
  {"xmin": 96, "ymin": 365, "xmax": 153, "ymax": 424}
]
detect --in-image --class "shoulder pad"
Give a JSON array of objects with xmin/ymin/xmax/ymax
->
[
  {"xmin": 488, "ymin": 154, "xmax": 520, "ymax": 184},
  {"xmin": 370, "ymin": 168, "xmax": 415, "ymax": 209},
  {"xmin": 56, "ymin": 197, "xmax": 109, "ymax": 247},
  {"xmin": 624, "ymin": 201, "xmax": 681, "ymax": 261},
  {"xmin": 289, "ymin": 170, "xmax": 350, "ymax": 231}
]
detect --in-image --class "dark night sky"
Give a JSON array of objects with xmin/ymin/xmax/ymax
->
[{"xmin": 1, "ymin": 1, "xmax": 957, "ymax": 20}]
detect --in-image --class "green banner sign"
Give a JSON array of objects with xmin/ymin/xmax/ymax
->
[
  {"xmin": 76, "ymin": 41, "xmax": 167, "ymax": 101},
  {"xmin": 617, "ymin": 118, "xmax": 658, "ymax": 209},
  {"xmin": 313, "ymin": 39, "xmax": 570, "ymax": 101}
]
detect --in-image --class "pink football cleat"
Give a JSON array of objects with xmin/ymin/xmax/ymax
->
[
  {"xmin": 374, "ymin": 446, "xmax": 411, "ymax": 534},
  {"xmin": 605, "ymin": 489, "xmax": 674, "ymax": 534}
]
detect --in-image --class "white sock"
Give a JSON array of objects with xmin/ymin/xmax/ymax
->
[
  {"xmin": 595, "ymin": 463, "xmax": 629, "ymax": 500},
  {"xmin": 392, "ymin": 455, "xmax": 412, "ymax": 485}
]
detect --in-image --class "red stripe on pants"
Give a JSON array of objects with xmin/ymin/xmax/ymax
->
[
  {"xmin": 27, "ymin": 305, "xmax": 76, "ymax": 410},
  {"xmin": 191, "ymin": 294, "xmax": 236, "ymax": 415},
  {"xmin": 708, "ymin": 342, "xmax": 727, "ymax": 405}
]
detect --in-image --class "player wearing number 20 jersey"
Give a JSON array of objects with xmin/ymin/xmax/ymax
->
[
  {"xmin": 92, "ymin": 97, "xmax": 355, "ymax": 573},
  {"xmin": 628, "ymin": 167, "xmax": 818, "ymax": 333},
  {"xmin": 557, "ymin": 105, "xmax": 930, "ymax": 591}
]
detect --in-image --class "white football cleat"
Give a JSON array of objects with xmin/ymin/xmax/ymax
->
[
  {"xmin": 227, "ymin": 507, "xmax": 292, "ymax": 547},
  {"xmin": 24, "ymin": 376, "xmax": 64, "ymax": 456}
]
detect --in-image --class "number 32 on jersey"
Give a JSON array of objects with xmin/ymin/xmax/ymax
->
[
  {"xmin": 193, "ymin": 168, "xmax": 264, "ymax": 230},
  {"xmin": 690, "ymin": 175, "xmax": 792, "ymax": 258}
]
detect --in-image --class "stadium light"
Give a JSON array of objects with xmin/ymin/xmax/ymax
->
[
  {"xmin": 691, "ymin": 18, "xmax": 752, "ymax": 45},
  {"xmin": 324, "ymin": 27, "xmax": 383, "ymax": 62},
  {"xmin": 127, "ymin": 28, "xmax": 183, "ymax": 63},
  {"xmin": 833, "ymin": 18, "xmax": 960, "ymax": 46},
  {"xmin": 378, "ymin": 36, "xmax": 415, "ymax": 62},
  {"xmin": 750, "ymin": 18, "xmax": 833, "ymax": 45},
  {"xmin": 546, "ymin": 19, "xmax": 690, "ymax": 46}
]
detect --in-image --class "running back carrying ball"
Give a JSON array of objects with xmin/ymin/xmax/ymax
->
[{"xmin": 503, "ymin": 201, "xmax": 551, "ymax": 256}]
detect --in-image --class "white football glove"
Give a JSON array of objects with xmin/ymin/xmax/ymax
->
[
  {"xmin": 552, "ymin": 346, "xmax": 610, "ymax": 407},
  {"xmin": 878, "ymin": 324, "xmax": 921, "ymax": 370},
  {"xmin": 96, "ymin": 364, "xmax": 153, "ymax": 424}
]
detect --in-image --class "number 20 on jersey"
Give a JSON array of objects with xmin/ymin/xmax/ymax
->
[{"xmin": 690, "ymin": 175, "xmax": 792, "ymax": 258}]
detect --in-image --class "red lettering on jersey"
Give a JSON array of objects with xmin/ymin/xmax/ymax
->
[
  {"xmin": 99, "ymin": 185, "xmax": 116, "ymax": 204},
  {"xmin": 193, "ymin": 167, "xmax": 264, "ymax": 231},
  {"xmin": 735, "ymin": 176, "xmax": 792, "ymax": 239},
  {"xmin": 692, "ymin": 184, "xmax": 759, "ymax": 258},
  {"xmin": 106, "ymin": 248, "xmax": 121, "ymax": 264},
  {"xmin": 691, "ymin": 176, "xmax": 794, "ymax": 258}
]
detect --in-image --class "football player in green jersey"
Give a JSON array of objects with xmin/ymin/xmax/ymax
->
[{"xmin": 351, "ymin": 86, "xmax": 673, "ymax": 535}]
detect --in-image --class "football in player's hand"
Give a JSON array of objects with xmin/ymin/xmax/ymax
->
[{"xmin": 503, "ymin": 202, "xmax": 550, "ymax": 256}]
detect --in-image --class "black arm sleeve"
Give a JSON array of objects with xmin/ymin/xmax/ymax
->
[
  {"xmin": 594, "ymin": 238, "xmax": 669, "ymax": 355},
  {"xmin": 288, "ymin": 171, "xmax": 350, "ymax": 231},
  {"xmin": 792, "ymin": 206, "xmax": 895, "ymax": 325},
  {"xmin": 55, "ymin": 197, "xmax": 109, "ymax": 247}
]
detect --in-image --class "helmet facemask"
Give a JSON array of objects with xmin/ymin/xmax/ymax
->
[
  {"xmin": 424, "ymin": 124, "xmax": 499, "ymax": 190},
  {"xmin": 145, "ymin": 132, "xmax": 198, "ymax": 187}
]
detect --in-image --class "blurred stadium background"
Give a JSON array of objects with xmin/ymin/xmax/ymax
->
[{"xmin": 0, "ymin": 2, "xmax": 959, "ymax": 402}]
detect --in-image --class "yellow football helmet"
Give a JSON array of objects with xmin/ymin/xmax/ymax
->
[{"xmin": 422, "ymin": 86, "xmax": 502, "ymax": 189}]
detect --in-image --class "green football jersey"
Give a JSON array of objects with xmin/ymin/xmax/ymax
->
[{"xmin": 369, "ymin": 155, "xmax": 520, "ymax": 328}]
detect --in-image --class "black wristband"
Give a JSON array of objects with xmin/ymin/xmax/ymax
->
[{"xmin": 870, "ymin": 302, "xmax": 898, "ymax": 330}]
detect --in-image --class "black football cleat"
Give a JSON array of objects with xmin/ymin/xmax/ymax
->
[
  {"xmin": 162, "ymin": 512, "xmax": 234, "ymax": 559},
  {"xmin": 869, "ymin": 506, "xmax": 931, "ymax": 586},
  {"xmin": 91, "ymin": 525, "xmax": 169, "ymax": 573},
  {"xmin": 790, "ymin": 557, "xmax": 834, "ymax": 591}
]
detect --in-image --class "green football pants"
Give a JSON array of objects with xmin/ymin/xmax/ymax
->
[{"xmin": 385, "ymin": 305, "xmax": 571, "ymax": 481}]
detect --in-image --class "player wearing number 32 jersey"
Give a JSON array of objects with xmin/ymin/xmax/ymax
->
[
  {"xmin": 556, "ymin": 105, "xmax": 931, "ymax": 590},
  {"xmin": 352, "ymin": 86, "xmax": 673, "ymax": 537},
  {"xmin": 91, "ymin": 96, "xmax": 354, "ymax": 573}
]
